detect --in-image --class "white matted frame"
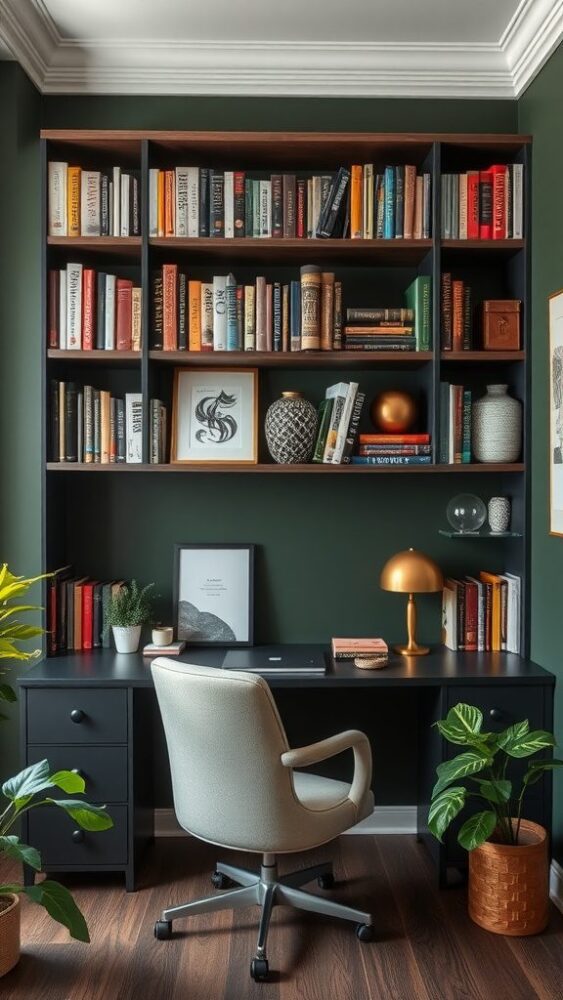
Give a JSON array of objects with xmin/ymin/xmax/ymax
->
[
  {"xmin": 549, "ymin": 289, "xmax": 563, "ymax": 536},
  {"xmin": 171, "ymin": 368, "xmax": 258, "ymax": 464},
  {"xmin": 173, "ymin": 543, "xmax": 254, "ymax": 646}
]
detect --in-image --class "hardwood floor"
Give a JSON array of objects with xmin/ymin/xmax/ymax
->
[{"xmin": 2, "ymin": 836, "xmax": 563, "ymax": 1000}]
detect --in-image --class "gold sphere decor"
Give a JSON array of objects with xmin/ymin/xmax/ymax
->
[{"xmin": 370, "ymin": 390, "xmax": 418, "ymax": 434}]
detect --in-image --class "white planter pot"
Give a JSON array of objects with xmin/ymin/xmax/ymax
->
[
  {"xmin": 112, "ymin": 625, "xmax": 142, "ymax": 654},
  {"xmin": 472, "ymin": 385, "xmax": 522, "ymax": 464}
]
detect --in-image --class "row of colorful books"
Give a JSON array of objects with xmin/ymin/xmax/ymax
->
[
  {"xmin": 442, "ymin": 573, "xmax": 521, "ymax": 653},
  {"xmin": 440, "ymin": 165, "xmax": 523, "ymax": 240},
  {"xmin": 353, "ymin": 433, "xmax": 432, "ymax": 466},
  {"xmin": 438, "ymin": 383, "xmax": 472, "ymax": 464},
  {"xmin": 440, "ymin": 274, "xmax": 472, "ymax": 351},
  {"xmin": 48, "ymin": 162, "xmax": 140, "ymax": 238},
  {"xmin": 50, "ymin": 383, "xmax": 166, "ymax": 464},
  {"xmin": 48, "ymin": 266, "xmax": 142, "ymax": 351},
  {"xmin": 48, "ymin": 573, "xmax": 124, "ymax": 654},
  {"xmin": 148, "ymin": 164, "xmax": 432, "ymax": 241}
]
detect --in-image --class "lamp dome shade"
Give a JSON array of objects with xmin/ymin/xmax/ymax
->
[{"xmin": 380, "ymin": 548, "xmax": 443, "ymax": 594}]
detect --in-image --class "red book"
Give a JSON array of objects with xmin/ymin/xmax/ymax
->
[
  {"xmin": 116, "ymin": 278, "xmax": 133, "ymax": 350},
  {"xmin": 464, "ymin": 579, "xmax": 478, "ymax": 651},
  {"xmin": 490, "ymin": 164, "xmax": 507, "ymax": 239},
  {"xmin": 358, "ymin": 433, "xmax": 430, "ymax": 444},
  {"xmin": 48, "ymin": 270, "xmax": 59, "ymax": 348},
  {"xmin": 479, "ymin": 169, "xmax": 493, "ymax": 239},
  {"xmin": 82, "ymin": 581, "xmax": 96, "ymax": 650},
  {"xmin": 296, "ymin": 179, "xmax": 306, "ymax": 238},
  {"xmin": 452, "ymin": 280, "xmax": 464, "ymax": 351},
  {"xmin": 162, "ymin": 264, "xmax": 178, "ymax": 351},
  {"xmin": 82, "ymin": 268, "xmax": 96, "ymax": 350},
  {"xmin": 233, "ymin": 171, "xmax": 245, "ymax": 235},
  {"xmin": 466, "ymin": 171, "xmax": 479, "ymax": 239}
]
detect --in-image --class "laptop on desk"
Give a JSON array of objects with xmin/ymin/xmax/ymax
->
[{"xmin": 223, "ymin": 644, "xmax": 326, "ymax": 676}]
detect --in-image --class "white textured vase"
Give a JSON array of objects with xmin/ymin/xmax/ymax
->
[
  {"xmin": 472, "ymin": 385, "xmax": 522, "ymax": 463},
  {"xmin": 488, "ymin": 497, "xmax": 511, "ymax": 533},
  {"xmin": 112, "ymin": 625, "xmax": 141, "ymax": 654}
]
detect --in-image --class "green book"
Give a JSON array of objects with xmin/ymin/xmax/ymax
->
[
  {"xmin": 405, "ymin": 275, "xmax": 432, "ymax": 351},
  {"xmin": 312, "ymin": 398, "xmax": 334, "ymax": 463}
]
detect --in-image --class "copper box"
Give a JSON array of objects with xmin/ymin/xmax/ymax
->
[{"xmin": 482, "ymin": 300, "xmax": 521, "ymax": 350}]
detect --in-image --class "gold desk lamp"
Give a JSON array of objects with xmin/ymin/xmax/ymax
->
[{"xmin": 380, "ymin": 548, "xmax": 443, "ymax": 656}]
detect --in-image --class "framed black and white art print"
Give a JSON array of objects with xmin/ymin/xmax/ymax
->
[
  {"xmin": 171, "ymin": 368, "xmax": 258, "ymax": 464},
  {"xmin": 174, "ymin": 544, "xmax": 254, "ymax": 646}
]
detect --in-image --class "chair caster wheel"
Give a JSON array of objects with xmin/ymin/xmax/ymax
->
[
  {"xmin": 154, "ymin": 920, "xmax": 172, "ymax": 940},
  {"xmin": 250, "ymin": 958, "xmax": 269, "ymax": 981},
  {"xmin": 318, "ymin": 872, "xmax": 335, "ymax": 890},
  {"xmin": 212, "ymin": 871, "xmax": 234, "ymax": 889},
  {"xmin": 356, "ymin": 923, "xmax": 374, "ymax": 943}
]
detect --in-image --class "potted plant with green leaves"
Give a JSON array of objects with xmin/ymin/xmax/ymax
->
[
  {"xmin": 0, "ymin": 759, "xmax": 113, "ymax": 976},
  {"xmin": 106, "ymin": 580, "xmax": 154, "ymax": 653},
  {"xmin": 429, "ymin": 702, "xmax": 562, "ymax": 935},
  {"xmin": 0, "ymin": 564, "xmax": 52, "ymax": 712}
]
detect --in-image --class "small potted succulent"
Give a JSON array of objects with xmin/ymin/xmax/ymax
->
[
  {"xmin": 106, "ymin": 580, "xmax": 154, "ymax": 653},
  {"xmin": 429, "ymin": 702, "xmax": 562, "ymax": 935}
]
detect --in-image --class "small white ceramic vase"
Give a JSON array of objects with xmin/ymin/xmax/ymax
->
[
  {"xmin": 112, "ymin": 625, "xmax": 142, "ymax": 654},
  {"xmin": 488, "ymin": 497, "xmax": 511, "ymax": 534},
  {"xmin": 152, "ymin": 626, "xmax": 173, "ymax": 646},
  {"xmin": 472, "ymin": 385, "xmax": 522, "ymax": 463}
]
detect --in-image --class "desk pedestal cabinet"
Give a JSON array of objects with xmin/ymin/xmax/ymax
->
[{"xmin": 19, "ymin": 648, "xmax": 554, "ymax": 891}]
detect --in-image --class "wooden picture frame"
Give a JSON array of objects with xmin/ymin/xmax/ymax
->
[
  {"xmin": 173, "ymin": 543, "xmax": 254, "ymax": 646},
  {"xmin": 549, "ymin": 289, "xmax": 563, "ymax": 536},
  {"xmin": 171, "ymin": 367, "xmax": 258, "ymax": 464}
]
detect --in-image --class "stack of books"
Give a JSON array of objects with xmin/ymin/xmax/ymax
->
[
  {"xmin": 441, "ymin": 164, "xmax": 523, "ymax": 240},
  {"xmin": 313, "ymin": 383, "xmax": 365, "ymax": 465},
  {"xmin": 48, "ymin": 162, "xmax": 140, "ymax": 237},
  {"xmin": 352, "ymin": 432, "xmax": 432, "ymax": 467},
  {"xmin": 48, "ymin": 265, "xmax": 142, "ymax": 351},
  {"xmin": 441, "ymin": 274, "xmax": 472, "ymax": 351},
  {"xmin": 438, "ymin": 383, "xmax": 471, "ymax": 464},
  {"xmin": 48, "ymin": 574, "xmax": 126, "ymax": 655},
  {"xmin": 331, "ymin": 637, "xmax": 389, "ymax": 668},
  {"xmin": 442, "ymin": 573, "xmax": 521, "ymax": 653},
  {"xmin": 344, "ymin": 276, "xmax": 431, "ymax": 352},
  {"xmin": 142, "ymin": 640, "xmax": 186, "ymax": 657}
]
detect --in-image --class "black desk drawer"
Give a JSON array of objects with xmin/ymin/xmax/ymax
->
[
  {"xmin": 29, "ymin": 804, "xmax": 127, "ymax": 866},
  {"xmin": 447, "ymin": 686, "xmax": 543, "ymax": 732},
  {"xmin": 27, "ymin": 745, "xmax": 127, "ymax": 803},
  {"xmin": 27, "ymin": 689, "xmax": 127, "ymax": 744}
]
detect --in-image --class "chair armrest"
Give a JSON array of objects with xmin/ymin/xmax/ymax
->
[{"xmin": 281, "ymin": 730, "xmax": 372, "ymax": 808}]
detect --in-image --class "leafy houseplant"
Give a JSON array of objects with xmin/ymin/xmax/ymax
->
[
  {"xmin": 106, "ymin": 580, "xmax": 154, "ymax": 653},
  {"xmin": 0, "ymin": 760, "xmax": 113, "ymax": 975},
  {"xmin": 0, "ymin": 564, "xmax": 52, "ymax": 712},
  {"xmin": 429, "ymin": 702, "xmax": 563, "ymax": 935}
]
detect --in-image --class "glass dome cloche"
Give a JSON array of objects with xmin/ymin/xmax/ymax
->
[{"xmin": 446, "ymin": 494, "xmax": 487, "ymax": 535}]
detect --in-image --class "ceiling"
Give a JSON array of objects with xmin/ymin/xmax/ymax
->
[{"xmin": 0, "ymin": 0, "xmax": 561, "ymax": 97}]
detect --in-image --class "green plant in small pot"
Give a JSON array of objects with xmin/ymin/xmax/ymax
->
[
  {"xmin": 0, "ymin": 564, "xmax": 53, "ymax": 712},
  {"xmin": 106, "ymin": 580, "xmax": 154, "ymax": 653},
  {"xmin": 429, "ymin": 703, "xmax": 563, "ymax": 936}
]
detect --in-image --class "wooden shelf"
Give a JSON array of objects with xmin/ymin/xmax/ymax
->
[
  {"xmin": 46, "ymin": 462, "xmax": 525, "ymax": 475},
  {"xmin": 149, "ymin": 237, "xmax": 432, "ymax": 265},
  {"xmin": 48, "ymin": 350, "xmax": 141, "ymax": 362},
  {"xmin": 148, "ymin": 350, "xmax": 433, "ymax": 367},
  {"xmin": 47, "ymin": 237, "xmax": 141, "ymax": 257},
  {"xmin": 442, "ymin": 239, "xmax": 525, "ymax": 254},
  {"xmin": 441, "ymin": 351, "xmax": 525, "ymax": 362}
]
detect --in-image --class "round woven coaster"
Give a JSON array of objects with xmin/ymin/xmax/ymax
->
[{"xmin": 353, "ymin": 656, "xmax": 388, "ymax": 670}]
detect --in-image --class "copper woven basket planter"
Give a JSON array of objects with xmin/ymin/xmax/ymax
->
[
  {"xmin": 0, "ymin": 894, "xmax": 20, "ymax": 977},
  {"xmin": 468, "ymin": 819, "xmax": 549, "ymax": 936}
]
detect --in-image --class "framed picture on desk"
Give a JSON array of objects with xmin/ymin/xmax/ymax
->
[{"xmin": 173, "ymin": 543, "xmax": 254, "ymax": 645}]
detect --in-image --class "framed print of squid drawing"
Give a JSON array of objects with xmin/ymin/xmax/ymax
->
[
  {"xmin": 549, "ymin": 290, "xmax": 563, "ymax": 536},
  {"xmin": 171, "ymin": 368, "xmax": 258, "ymax": 464}
]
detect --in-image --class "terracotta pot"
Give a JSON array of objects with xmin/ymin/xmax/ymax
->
[
  {"xmin": 0, "ymin": 894, "xmax": 20, "ymax": 977},
  {"xmin": 468, "ymin": 819, "xmax": 549, "ymax": 936}
]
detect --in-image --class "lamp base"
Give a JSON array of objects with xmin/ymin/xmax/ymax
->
[{"xmin": 393, "ymin": 643, "xmax": 430, "ymax": 657}]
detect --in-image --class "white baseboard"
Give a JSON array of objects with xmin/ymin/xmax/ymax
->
[
  {"xmin": 550, "ymin": 859, "xmax": 563, "ymax": 913},
  {"xmin": 154, "ymin": 805, "xmax": 417, "ymax": 839}
]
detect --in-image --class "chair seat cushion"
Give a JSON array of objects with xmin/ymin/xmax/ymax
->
[{"xmin": 293, "ymin": 771, "xmax": 374, "ymax": 823}]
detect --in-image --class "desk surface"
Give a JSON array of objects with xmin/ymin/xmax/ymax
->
[{"xmin": 19, "ymin": 646, "xmax": 555, "ymax": 688}]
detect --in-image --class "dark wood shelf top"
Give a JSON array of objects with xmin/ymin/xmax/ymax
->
[
  {"xmin": 46, "ymin": 462, "xmax": 525, "ymax": 475},
  {"xmin": 47, "ymin": 237, "xmax": 141, "ymax": 257},
  {"xmin": 48, "ymin": 350, "xmax": 141, "ymax": 362},
  {"xmin": 148, "ymin": 350, "xmax": 433, "ymax": 367},
  {"xmin": 149, "ymin": 237, "xmax": 432, "ymax": 264},
  {"xmin": 442, "ymin": 239, "xmax": 525, "ymax": 252},
  {"xmin": 441, "ymin": 351, "xmax": 525, "ymax": 362}
]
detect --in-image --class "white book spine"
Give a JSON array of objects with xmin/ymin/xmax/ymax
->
[
  {"xmin": 200, "ymin": 282, "xmax": 214, "ymax": 351},
  {"xmin": 513, "ymin": 163, "xmax": 523, "ymax": 239},
  {"xmin": 323, "ymin": 382, "xmax": 349, "ymax": 463},
  {"xmin": 149, "ymin": 169, "xmax": 159, "ymax": 237},
  {"xmin": 112, "ymin": 166, "xmax": 121, "ymax": 237},
  {"xmin": 224, "ymin": 171, "xmax": 234, "ymax": 238},
  {"xmin": 125, "ymin": 393, "xmax": 143, "ymax": 463},
  {"xmin": 175, "ymin": 167, "xmax": 189, "ymax": 237},
  {"xmin": 442, "ymin": 586, "xmax": 457, "ymax": 650},
  {"xmin": 459, "ymin": 174, "xmax": 468, "ymax": 239},
  {"xmin": 187, "ymin": 167, "xmax": 199, "ymax": 237},
  {"xmin": 48, "ymin": 162, "xmax": 68, "ymax": 236},
  {"xmin": 212, "ymin": 275, "xmax": 228, "ymax": 351},
  {"xmin": 104, "ymin": 274, "xmax": 116, "ymax": 350},
  {"xmin": 66, "ymin": 263, "xmax": 83, "ymax": 349},
  {"xmin": 120, "ymin": 174, "xmax": 130, "ymax": 237},
  {"xmin": 259, "ymin": 180, "xmax": 271, "ymax": 237},
  {"xmin": 80, "ymin": 171, "xmax": 101, "ymax": 237},
  {"xmin": 332, "ymin": 382, "xmax": 358, "ymax": 464},
  {"xmin": 59, "ymin": 269, "xmax": 67, "ymax": 350}
]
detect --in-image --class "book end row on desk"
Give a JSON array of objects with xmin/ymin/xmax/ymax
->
[
  {"xmin": 442, "ymin": 572, "xmax": 521, "ymax": 653},
  {"xmin": 48, "ymin": 572, "xmax": 124, "ymax": 654},
  {"xmin": 48, "ymin": 162, "xmax": 140, "ymax": 237}
]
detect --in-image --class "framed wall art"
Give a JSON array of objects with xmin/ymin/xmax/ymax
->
[
  {"xmin": 173, "ymin": 543, "xmax": 254, "ymax": 646},
  {"xmin": 549, "ymin": 289, "xmax": 563, "ymax": 536},
  {"xmin": 171, "ymin": 368, "xmax": 258, "ymax": 464}
]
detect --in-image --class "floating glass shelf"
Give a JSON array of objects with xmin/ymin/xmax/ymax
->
[{"xmin": 439, "ymin": 530, "xmax": 522, "ymax": 539}]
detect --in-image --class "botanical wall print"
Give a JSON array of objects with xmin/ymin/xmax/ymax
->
[
  {"xmin": 549, "ymin": 289, "xmax": 563, "ymax": 536},
  {"xmin": 174, "ymin": 544, "xmax": 254, "ymax": 646},
  {"xmin": 171, "ymin": 368, "xmax": 258, "ymax": 464}
]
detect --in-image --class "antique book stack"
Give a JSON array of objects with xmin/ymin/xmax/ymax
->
[
  {"xmin": 331, "ymin": 638, "xmax": 389, "ymax": 668},
  {"xmin": 352, "ymin": 432, "xmax": 432, "ymax": 467},
  {"xmin": 441, "ymin": 164, "xmax": 523, "ymax": 240},
  {"xmin": 48, "ymin": 265, "xmax": 142, "ymax": 351},
  {"xmin": 344, "ymin": 275, "xmax": 432, "ymax": 352},
  {"xmin": 48, "ymin": 162, "xmax": 141, "ymax": 237},
  {"xmin": 442, "ymin": 573, "xmax": 521, "ymax": 654}
]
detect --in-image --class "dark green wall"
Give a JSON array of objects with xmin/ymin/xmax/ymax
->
[{"xmin": 519, "ymin": 46, "xmax": 563, "ymax": 865}]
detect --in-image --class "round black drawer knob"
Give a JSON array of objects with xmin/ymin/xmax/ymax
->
[
  {"xmin": 70, "ymin": 709, "xmax": 85, "ymax": 724},
  {"xmin": 71, "ymin": 830, "xmax": 85, "ymax": 844},
  {"xmin": 489, "ymin": 708, "xmax": 504, "ymax": 722}
]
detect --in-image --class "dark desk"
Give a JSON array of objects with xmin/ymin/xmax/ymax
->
[{"xmin": 19, "ymin": 647, "xmax": 555, "ymax": 890}]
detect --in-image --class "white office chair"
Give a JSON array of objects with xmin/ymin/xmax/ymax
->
[{"xmin": 151, "ymin": 657, "xmax": 374, "ymax": 982}]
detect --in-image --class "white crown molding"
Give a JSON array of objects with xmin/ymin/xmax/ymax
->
[{"xmin": 0, "ymin": 0, "xmax": 561, "ymax": 97}]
